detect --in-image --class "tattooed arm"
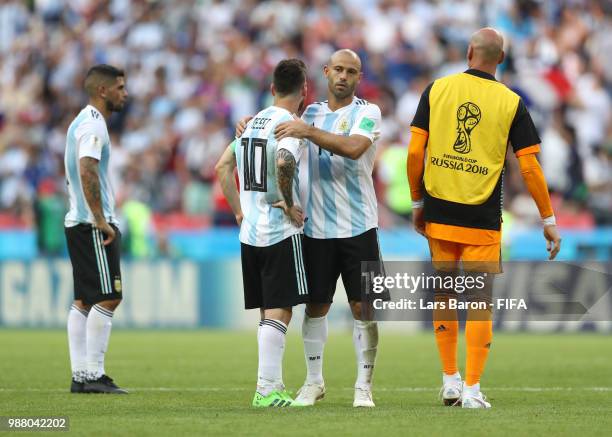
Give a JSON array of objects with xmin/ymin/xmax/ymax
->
[
  {"xmin": 80, "ymin": 157, "xmax": 115, "ymax": 245},
  {"xmin": 277, "ymin": 148, "xmax": 296, "ymax": 208},
  {"xmin": 275, "ymin": 148, "xmax": 303, "ymax": 227}
]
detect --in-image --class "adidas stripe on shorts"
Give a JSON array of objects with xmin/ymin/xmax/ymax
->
[
  {"xmin": 65, "ymin": 223, "xmax": 123, "ymax": 304},
  {"xmin": 241, "ymin": 233, "xmax": 309, "ymax": 310}
]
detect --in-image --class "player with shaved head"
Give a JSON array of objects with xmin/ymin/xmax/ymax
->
[
  {"xmin": 408, "ymin": 27, "xmax": 561, "ymax": 408},
  {"xmin": 468, "ymin": 27, "xmax": 504, "ymax": 64},
  {"xmin": 272, "ymin": 49, "xmax": 384, "ymax": 407}
]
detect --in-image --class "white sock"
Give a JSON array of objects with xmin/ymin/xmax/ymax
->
[
  {"xmin": 86, "ymin": 304, "xmax": 114, "ymax": 380},
  {"xmin": 464, "ymin": 382, "xmax": 481, "ymax": 396},
  {"xmin": 67, "ymin": 304, "xmax": 88, "ymax": 382},
  {"xmin": 353, "ymin": 320, "xmax": 378, "ymax": 390},
  {"xmin": 443, "ymin": 371, "xmax": 462, "ymax": 385},
  {"xmin": 257, "ymin": 319, "xmax": 287, "ymax": 396},
  {"xmin": 302, "ymin": 314, "xmax": 327, "ymax": 385}
]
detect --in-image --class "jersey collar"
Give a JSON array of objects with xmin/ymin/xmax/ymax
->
[
  {"xmin": 270, "ymin": 105, "xmax": 292, "ymax": 116},
  {"xmin": 324, "ymin": 96, "xmax": 357, "ymax": 113},
  {"xmin": 464, "ymin": 69, "xmax": 497, "ymax": 82},
  {"xmin": 86, "ymin": 104, "xmax": 104, "ymax": 118}
]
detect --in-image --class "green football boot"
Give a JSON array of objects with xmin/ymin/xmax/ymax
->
[{"xmin": 252, "ymin": 390, "xmax": 294, "ymax": 407}]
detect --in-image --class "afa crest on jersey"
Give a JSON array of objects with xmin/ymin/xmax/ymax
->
[{"xmin": 338, "ymin": 118, "xmax": 350, "ymax": 135}]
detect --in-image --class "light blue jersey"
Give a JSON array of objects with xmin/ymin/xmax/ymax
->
[
  {"xmin": 301, "ymin": 97, "xmax": 381, "ymax": 239},
  {"xmin": 234, "ymin": 106, "xmax": 305, "ymax": 247},
  {"xmin": 64, "ymin": 105, "xmax": 117, "ymax": 227}
]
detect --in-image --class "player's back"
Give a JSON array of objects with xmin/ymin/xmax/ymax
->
[
  {"xmin": 411, "ymin": 69, "xmax": 540, "ymax": 232},
  {"xmin": 236, "ymin": 105, "xmax": 303, "ymax": 247},
  {"xmin": 64, "ymin": 105, "xmax": 116, "ymax": 226},
  {"xmin": 425, "ymin": 72, "xmax": 520, "ymax": 205}
]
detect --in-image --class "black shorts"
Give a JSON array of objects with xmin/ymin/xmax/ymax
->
[
  {"xmin": 65, "ymin": 223, "xmax": 123, "ymax": 305},
  {"xmin": 304, "ymin": 227, "xmax": 386, "ymax": 303},
  {"xmin": 241, "ymin": 234, "xmax": 310, "ymax": 310}
]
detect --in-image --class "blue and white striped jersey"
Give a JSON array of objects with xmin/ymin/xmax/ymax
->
[
  {"xmin": 64, "ymin": 105, "xmax": 117, "ymax": 227},
  {"xmin": 235, "ymin": 105, "xmax": 305, "ymax": 247},
  {"xmin": 301, "ymin": 97, "xmax": 381, "ymax": 239}
]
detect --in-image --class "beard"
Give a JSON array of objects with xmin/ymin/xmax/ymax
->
[
  {"xmin": 105, "ymin": 99, "xmax": 124, "ymax": 113},
  {"xmin": 330, "ymin": 82, "xmax": 354, "ymax": 100}
]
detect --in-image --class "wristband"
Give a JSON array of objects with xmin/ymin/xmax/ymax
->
[
  {"xmin": 412, "ymin": 199, "xmax": 424, "ymax": 209},
  {"xmin": 542, "ymin": 215, "xmax": 556, "ymax": 226}
]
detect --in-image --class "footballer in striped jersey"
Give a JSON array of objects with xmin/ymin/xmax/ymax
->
[
  {"xmin": 216, "ymin": 59, "xmax": 310, "ymax": 407},
  {"xmin": 64, "ymin": 64, "xmax": 128, "ymax": 395},
  {"xmin": 274, "ymin": 50, "xmax": 384, "ymax": 408}
]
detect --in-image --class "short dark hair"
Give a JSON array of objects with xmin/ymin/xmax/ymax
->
[
  {"xmin": 273, "ymin": 59, "xmax": 306, "ymax": 97},
  {"xmin": 84, "ymin": 64, "xmax": 125, "ymax": 97}
]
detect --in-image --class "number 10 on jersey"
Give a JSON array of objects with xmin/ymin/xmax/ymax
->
[{"xmin": 241, "ymin": 138, "xmax": 267, "ymax": 192}]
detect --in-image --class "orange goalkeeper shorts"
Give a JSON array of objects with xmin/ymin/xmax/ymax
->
[{"xmin": 427, "ymin": 237, "xmax": 502, "ymax": 273}]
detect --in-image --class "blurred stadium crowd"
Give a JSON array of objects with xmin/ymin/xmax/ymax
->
[{"xmin": 0, "ymin": 0, "xmax": 610, "ymax": 255}]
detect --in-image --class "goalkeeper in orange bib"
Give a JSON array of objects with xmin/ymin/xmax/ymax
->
[{"xmin": 407, "ymin": 27, "xmax": 561, "ymax": 408}]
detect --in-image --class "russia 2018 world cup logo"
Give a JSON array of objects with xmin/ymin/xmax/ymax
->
[{"xmin": 453, "ymin": 102, "xmax": 481, "ymax": 154}]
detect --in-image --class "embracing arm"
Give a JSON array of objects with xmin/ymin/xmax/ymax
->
[
  {"xmin": 215, "ymin": 144, "xmax": 243, "ymax": 225},
  {"xmin": 304, "ymin": 126, "xmax": 371, "ymax": 160},
  {"xmin": 274, "ymin": 117, "xmax": 373, "ymax": 160}
]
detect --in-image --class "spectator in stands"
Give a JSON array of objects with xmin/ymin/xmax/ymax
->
[{"xmin": 0, "ymin": 0, "xmax": 609, "ymax": 251}]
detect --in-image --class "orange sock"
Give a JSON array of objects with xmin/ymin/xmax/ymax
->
[
  {"xmin": 465, "ymin": 319, "xmax": 493, "ymax": 385},
  {"xmin": 433, "ymin": 298, "xmax": 458, "ymax": 375}
]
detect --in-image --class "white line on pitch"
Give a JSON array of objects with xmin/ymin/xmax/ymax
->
[{"xmin": 0, "ymin": 387, "xmax": 610, "ymax": 393}]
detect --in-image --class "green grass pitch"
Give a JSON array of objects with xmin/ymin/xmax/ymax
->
[{"xmin": 1, "ymin": 330, "xmax": 611, "ymax": 436}]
